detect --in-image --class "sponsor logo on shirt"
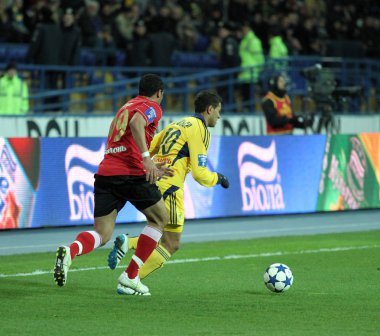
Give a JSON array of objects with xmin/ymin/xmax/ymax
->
[
  {"xmin": 198, "ymin": 154, "xmax": 207, "ymax": 167},
  {"xmin": 104, "ymin": 146, "xmax": 127, "ymax": 155},
  {"xmin": 144, "ymin": 107, "xmax": 157, "ymax": 122}
]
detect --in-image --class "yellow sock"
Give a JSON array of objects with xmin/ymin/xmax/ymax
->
[
  {"xmin": 139, "ymin": 244, "xmax": 171, "ymax": 279},
  {"xmin": 128, "ymin": 236, "xmax": 138, "ymax": 250}
]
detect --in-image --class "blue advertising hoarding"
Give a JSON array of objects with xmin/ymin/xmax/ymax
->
[
  {"xmin": 0, "ymin": 135, "xmax": 327, "ymax": 230},
  {"xmin": 33, "ymin": 138, "xmax": 142, "ymax": 227},
  {"xmin": 184, "ymin": 135, "xmax": 327, "ymax": 219}
]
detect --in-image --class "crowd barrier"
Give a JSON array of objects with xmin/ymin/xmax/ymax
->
[
  {"xmin": 1, "ymin": 134, "xmax": 379, "ymax": 230},
  {"xmin": 0, "ymin": 114, "xmax": 380, "ymax": 137},
  {"xmin": 1, "ymin": 54, "xmax": 379, "ymax": 113}
]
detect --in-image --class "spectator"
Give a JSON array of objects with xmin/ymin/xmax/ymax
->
[
  {"xmin": 99, "ymin": 0, "xmax": 119, "ymax": 27},
  {"xmin": 6, "ymin": 0, "xmax": 30, "ymax": 42},
  {"xmin": 268, "ymin": 27, "xmax": 288, "ymax": 59},
  {"xmin": 262, "ymin": 74, "xmax": 310, "ymax": 135},
  {"xmin": 59, "ymin": 7, "xmax": 81, "ymax": 108},
  {"xmin": 27, "ymin": 6, "xmax": 61, "ymax": 65},
  {"xmin": 217, "ymin": 21, "xmax": 240, "ymax": 111},
  {"xmin": 268, "ymin": 26, "xmax": 288, "ymax": 70},
  {"xmin": 27, "ymin": 6, "xmax": 62, "ymax": 111},
  {"xmin": 113, "ymin": 4, "xmax": 139, "ymax": 49},
  {"xmin": 218, "ymin": 21, "xmax": 240, "ymax": 69},
  {"xmin": 98, "ymin": 23, "xmax": 118, "ymax": 65},
  {"xmin": 147, "ymin": 20, "xmax": 176, "ymax": 67},
  {"xmin": 282, "ymin": 12, "xmax": 303, "ymax": 55},
  {"xmin": 60, "ymin": 7, "xmax": 81, "ymax": 66},
  {"xmin": 237, "ymin": 21, "xmax": 265, "ymax": 110},
  {"xmin": 127, "ymin": 19, "xmax": 151, "ymax": 67},
  {"xmin": 176, "ymin": 13, "xmax": 199, "ymax": 51},
  {"xmin": 0, "ymin": 63, "xmax": 29, "ymax": 115},
  {"xmin": 77, "ymin": 0, "xmax": 103, "ymax": 48},
  {"xmin": 0, "ymin": 0, "xmax": 10, "ymax": 42}
]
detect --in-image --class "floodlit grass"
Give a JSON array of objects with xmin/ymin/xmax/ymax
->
[{"xmin": 0, "ymin": 230, "xmax": 379, "ymax": 336}]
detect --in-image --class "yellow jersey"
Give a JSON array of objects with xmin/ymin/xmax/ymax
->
[{"xmin": 149, "ymin": 114, "xmax": 218, "ymax": 189}]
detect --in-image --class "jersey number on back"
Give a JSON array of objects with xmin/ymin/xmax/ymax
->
[
  {"xmin": 109, "ymin": 109, "xmax": 129, "ymax": 142},
  {"xmin": 160, "ymin": 128, "xmax": 181, "ymax": 155}
]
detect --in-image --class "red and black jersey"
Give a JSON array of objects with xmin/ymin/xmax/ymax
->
[
  {"xmin": 262, "ymin": 91, "xmax": 294, "ymax": 135},
  {"xmin": 97, "ymin": 96, "xmax": 163, "ymax": 176}
]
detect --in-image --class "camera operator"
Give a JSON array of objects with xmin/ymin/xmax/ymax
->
[{"xmin": 262, "ymin": 74, "xmax": 310, "ymax": 135}]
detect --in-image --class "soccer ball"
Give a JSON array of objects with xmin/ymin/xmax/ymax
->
[{"xmin": 263, "ymin": 263, "xmax": 294, "ymax": 293}]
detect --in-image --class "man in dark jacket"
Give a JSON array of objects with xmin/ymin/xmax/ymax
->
[
  {"xmin": 27, "ymin": 6, "xmax": 62, "ymax": 111},
  {"xmin": 218, "ymin": 21, "xmax": 240, "ymax": 112},
  {"xmin": 60, "ymin": 8, "xmax": 81, "ymax": 66}
]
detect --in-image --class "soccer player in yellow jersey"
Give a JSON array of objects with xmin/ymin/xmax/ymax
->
[{"xmin": 108, "ymin": 90, "xmax": 230, "ymax": 295}]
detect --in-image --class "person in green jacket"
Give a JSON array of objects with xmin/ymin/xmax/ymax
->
[
  {"xmin": 0, "ymin": 63, "xmax": 29, "ymax": 115},
  {"xmin": 268, "ymin": 27, "xmax": 288, "ymax": 71},
  {"xmin": 238, "ymin": 21, "xmax": 265, "ymax": 110}
]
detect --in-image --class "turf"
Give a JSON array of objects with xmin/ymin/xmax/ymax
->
[{"xmin": 0, "ymin": 230, "xmax": 379, "ymax": 336}]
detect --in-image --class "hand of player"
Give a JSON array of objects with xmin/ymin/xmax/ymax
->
[
  {"xmin": 155, "ymin": 161, "xmax": 174, "ymax": 179},
  {"xmin": 143, "ymin": 157, "xmax": 160, "ymax": 184},
  {"xmin": 217, "ymin": 173, "xmax": 230, "ymax": 189}
]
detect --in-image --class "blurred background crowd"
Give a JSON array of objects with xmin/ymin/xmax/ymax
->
[{"xmin": 0, "ymin": 0, "xmax": 379, "ymax": 68}]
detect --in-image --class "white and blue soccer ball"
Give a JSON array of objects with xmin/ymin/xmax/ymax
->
[{"xmin": 263, "ymin": 263, "xmax": 294, "ymax": 293}]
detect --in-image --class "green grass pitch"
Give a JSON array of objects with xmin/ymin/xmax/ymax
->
[{"xmin": 0, "ymin": 230, "xmax": 379, "ymax": 336}]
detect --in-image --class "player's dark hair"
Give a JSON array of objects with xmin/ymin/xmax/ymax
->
[
  {"xmin": 139, "ymin": 74, "xmax": 164, "ymax": 97},
  {"xmin": 194, "ymin": 90, "xmax": 222, "ymax": 113}
]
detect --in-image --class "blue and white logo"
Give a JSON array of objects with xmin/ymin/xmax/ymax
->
[
  {"xmin": 144, "ymin": 107, "xmax": 157, "ymax": 122},
  {"xmin": 198, "ymin": 154, "xmax": 207, "ymax": 167}
]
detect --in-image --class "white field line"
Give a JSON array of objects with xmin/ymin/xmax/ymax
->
[
  {"xmin": 0, "ymin": 244, "xmax": 379, "ymax": 278},
  {"xmin": 2, "ymin": 222, "xmax": 380, "ymax": 251},
  {"xmin": 182, "ymin": 222, "xmax": 380, "ymax": 238}
]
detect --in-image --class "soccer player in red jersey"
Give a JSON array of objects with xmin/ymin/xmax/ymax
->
[
  {"xmin": 54, "ymin": 74, "xmax": 172, "ymax": 294},
  {"xmin": 108, "ymin": 90, "xmax": 230, "ymax": 296}
]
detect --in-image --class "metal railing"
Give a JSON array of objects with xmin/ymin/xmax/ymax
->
[{"xmin": 1, "ymin": 55, "xmax": 379, "ymax": 114}]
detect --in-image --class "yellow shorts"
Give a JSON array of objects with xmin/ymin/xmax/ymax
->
[{"xmin": 157, "ymin": 182, "xmax": 185, "ymax": 233}]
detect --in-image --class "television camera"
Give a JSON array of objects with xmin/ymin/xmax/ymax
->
[{"xmin": 300, "ymin": 64, "xmax": 363, "ymax": 134}]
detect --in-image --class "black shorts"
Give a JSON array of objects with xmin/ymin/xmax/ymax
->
[{"xmin": 93, "ymin": 174, "xmax": 162, "ymax": 217}]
